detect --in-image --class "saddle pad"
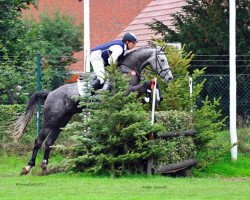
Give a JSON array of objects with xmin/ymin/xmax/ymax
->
[{"xmin": 77, "ymin": 79, "xmax": 88, "ymax": 96}]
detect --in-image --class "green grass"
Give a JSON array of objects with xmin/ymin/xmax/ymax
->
[
  {"xmin": 201, "ymin": 153, "xmax": 250, "ymax": 177},
  {"xmin": 0, "ymin": 155, "xmax": 249, "ymax": 200}
]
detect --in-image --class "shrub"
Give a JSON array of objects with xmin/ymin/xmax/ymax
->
[
  {"xmin": 52, "ymin": 68, "xmax": 197, "ymax": 176},
  {"xmin": 52, "ymin": 41, "xmax": 226, "ymax": 175},
  {"xmin": 154, "ymin": 111, "xmax": 196, "ymax": 166},
  {"xmin": 237, "ymin": 116, "xmax": 250, "ymax": 154},
  {"xmin": 155, "ymin": 110, "xmax": 194, "ymax": 131},
  {"xmin": 52, "ymin": 68, "xmax": 167, "ymax": 176}
]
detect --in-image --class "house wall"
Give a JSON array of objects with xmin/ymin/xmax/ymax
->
[
  {"xmin": 23, "ymin": 0, "xmax": 151, "ymax": 48},
  {"xmin": 22, "ymin": 0, "xmax": 184, "ymax": 81},
  {"xmin": 23, "ymin": 0, "xmax": 151, "ymax": 81}
]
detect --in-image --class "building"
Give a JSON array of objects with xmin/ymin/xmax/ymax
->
[{"xmin": 23, "ymin": 0, "xmax": 185, "ymax": 81}]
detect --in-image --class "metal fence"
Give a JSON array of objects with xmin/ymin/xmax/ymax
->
[
  {"xmin": 195, "ymin": 74, "xmax": 250, "ymax": 118},
  {"xmin": 1, "ymin": 54, "xmax": 249, "ymax": 119}
]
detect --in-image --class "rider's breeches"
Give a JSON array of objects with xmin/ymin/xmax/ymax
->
[{"xmin": 90, "ymin": 50, "xmax": 106, "ymax": 84}]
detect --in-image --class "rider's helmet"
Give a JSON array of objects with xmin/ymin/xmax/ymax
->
[{"xmin": 122, "ymin": 32, "xmax": 138, "ymax": 43}]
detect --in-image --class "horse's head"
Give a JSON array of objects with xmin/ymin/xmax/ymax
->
[{"xmin": 149, "ymin": 48, "xmax": 173, "ymax": 83}]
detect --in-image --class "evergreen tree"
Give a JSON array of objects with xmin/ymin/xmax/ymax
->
[
  {"xmin": 147, "ymin": 0, "xmax": 250, "ymax": 74},
  {"xmin": 55, "ymin": 66, "xmax": 166, "ymax": 176}
]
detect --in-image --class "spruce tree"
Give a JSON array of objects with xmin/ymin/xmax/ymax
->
[
  {"xmin": 56, "ymin": 65, "xmax": 166, "ymax": 176},
  {"xmin": 52, "ymin": 42, "xmax": 226, "ymax": 176}
]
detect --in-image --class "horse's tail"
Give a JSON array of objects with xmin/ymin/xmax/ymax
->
[{"xmin": 11, "ymin": 91, "xmax": 49, "ymax": 141}]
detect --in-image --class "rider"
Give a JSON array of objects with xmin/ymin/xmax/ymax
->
[{"xmin": 90, "ymin": 32, "xmax": 138, "ymax": 90}]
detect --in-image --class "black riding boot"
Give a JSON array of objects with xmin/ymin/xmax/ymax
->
[{"xmin": 91, "ymin": 79, "xmax": 103, "ymax": 90}]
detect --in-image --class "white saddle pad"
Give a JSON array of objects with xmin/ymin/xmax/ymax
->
[{"xmin": 77, "ymin": 79, "xmax": 88, "ymax": 96}]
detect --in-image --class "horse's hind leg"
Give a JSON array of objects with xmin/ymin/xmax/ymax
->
[
  {"xmin": 20, "ymin": 127, "xmax": 51, "ymax": 175},
  {"xmin": 40, "ymin": 127, "xmax": 61, "ymax": 174},
  {"xmin": 40, "ymin": 113, "xmax": 73, "ymax": 174}
]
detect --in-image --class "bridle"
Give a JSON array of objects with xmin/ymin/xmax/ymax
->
[
  {"xmin": 120, "ymin": 49, "xmax": 171, "ymax": 82},
  {"xmin": 149, "ymin": 50, "xmax": 171, "ymax": 79}
]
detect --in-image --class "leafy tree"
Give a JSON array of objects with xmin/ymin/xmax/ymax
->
[
  {"xmin": 23, "ymin": 12, "xmax": 83, "ymax": 90},
  {"xmin": 0, "ymin": 0, "xmax": 37, "ymax": 103},
  {"xmin": 0, "ymin": 9, "xmax": 83, "ymax": 103},
  {"xmin": 147, "ymin": 0, "xmax": 250, "ymax": 74},
  {"xmin": 0, "ymin": 0, "xmax": 37, "ymax": 56}
]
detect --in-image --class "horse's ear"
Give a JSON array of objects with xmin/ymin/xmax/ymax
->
[
  {"xmin": 149, "ymin": 41, "xmax": 157, "ymax": 48},
  {"xmin": 156, "ymin": 45, "xmax": 161, "ymax": 51},
  {"xmin": 156, "ymin": 45, "xmax": 166, "ymax": 52},
  {"xmin": 160, "ymin": 45, "xmax": 167, "ymax": 52}
]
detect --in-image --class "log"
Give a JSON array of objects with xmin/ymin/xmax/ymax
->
[
  {"xmin": 156, "ymin": 159, "xmax": 197, "ymax": 174},
  {"xmin": 158, "ymin": 129, "xmax": 196, "ymax": 139}
]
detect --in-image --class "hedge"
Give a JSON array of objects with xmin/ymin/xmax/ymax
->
[{"xmin": 154, "ymin": 111, "xmax": 196, "ymax": 166}]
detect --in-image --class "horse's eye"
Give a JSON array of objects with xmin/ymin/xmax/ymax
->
[{"xmin": 161, "ymin": 59, "xmax": 165, "ymax": 62}]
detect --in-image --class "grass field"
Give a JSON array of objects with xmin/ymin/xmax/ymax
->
[{"xmin": 0, "ymin": 154, "xmax": 249, "ymax": 200}]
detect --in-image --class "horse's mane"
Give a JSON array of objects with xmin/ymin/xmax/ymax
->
[
  {"xmin": 123, "ymin": 46, "xmax": 153, "ymax": 57},
  {"xmin": 120, "ymin": 46, "xmax": 156, "ymax": 64}
]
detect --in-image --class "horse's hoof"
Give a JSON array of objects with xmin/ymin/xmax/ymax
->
[
  {"xmin": 40, "ymin": 160, "xmax": 50, "ymax": 175},
  {"xmin": 20, "ymin": 166, "xmax": 31, "ymax": 175},
  {"xmin": 41, "ymin": 168, "xmax": 50, "ymax": 175},
  {"xmin": 40, "ymin": 160, "xmax": 47, "ymax": 171}
]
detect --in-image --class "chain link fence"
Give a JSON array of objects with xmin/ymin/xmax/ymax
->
[
  {"xmin": 1, "ymin": 54, "xmax": 249, "ymax": 120},
  {"xmin": 194, "ymin": 74, "xmax": 250, "ymax": 119}
]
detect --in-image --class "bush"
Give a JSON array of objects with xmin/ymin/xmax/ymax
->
[
  {"xmin": 52, "ymin": 69, "xmax": 197, "ymax": 176},
  {"xmin": 237, "ymin": 116, "xmax": 250, "ymax": 154},
  {"xmin": 155, "ymin": 110, "xmax": 194, "ymax": 131},
  {"xmin": 154, "ymin": 111, "xmax": 196, "ymax": 166},
  {"xmin": 52, "ymin": 68, "xmax": 167, "ymax": 176},
  {"xmin": 52, "ymin": 41, "xmax": 226, "ymax": 176}
]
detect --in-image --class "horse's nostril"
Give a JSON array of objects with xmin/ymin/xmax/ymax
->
[{"xmin": 168, "ymin": 77, "xmax": 173, "ymax": 82}]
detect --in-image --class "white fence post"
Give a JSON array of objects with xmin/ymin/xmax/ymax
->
[
  {"xmin": 84, "ymin": 0, "xmax": 90, "ymax": 73},
  {"xmin": 147, "ymin": 78, "xmax": 157, "ymax": 175},
  {"xmin": 229, "ymin": 0, "xmax": 237, "ymax": 160},
  {"xmin": 189, "ymin": 76, "xmax": 193, "ymax": 113},
  {"xmin": 151, "ymin": 78, "xmax": 157, "ymax": 125}
]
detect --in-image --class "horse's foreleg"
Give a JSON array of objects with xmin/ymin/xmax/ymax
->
[
  {"xmin": 125, "ymin": 81, "xmax": 151, "ymax": 96},
  {"xmin": 40, "ymin": 113, "xmax": 73, "ymax": 175}
]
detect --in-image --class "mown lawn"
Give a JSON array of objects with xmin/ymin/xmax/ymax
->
[{"xmin": 0, "ymin": 155, "xmax": 249, "ymax": 200}]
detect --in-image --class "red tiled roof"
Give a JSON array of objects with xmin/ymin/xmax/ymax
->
[
  {"xmin": 117, "ymin": 0, "xmax": 186, "ymax": 47},
  {"xmin": 89, "ymin": 0, "xmax": 152, "ymax": 48}
]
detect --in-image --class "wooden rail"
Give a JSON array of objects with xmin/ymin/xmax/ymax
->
[
  {"xmin": 156, "ymin": 159, "xmax": 197, "ymax": 174},
  {"xmin": 158, "ymin": 129, "xmax": 196, "ymax": 139},
  {"xmin": 147, "ymin": 129, "xmax": 197, "ymax": 175}
]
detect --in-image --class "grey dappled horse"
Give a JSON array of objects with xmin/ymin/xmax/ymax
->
[{"xmin": 12, "ymin": 47, "xmax": 173, "ymax": 175}]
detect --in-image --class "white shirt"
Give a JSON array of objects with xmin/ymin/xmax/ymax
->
[{"xmin": 108, "ymin": 43, "xmax": 127, "ymax": 65}]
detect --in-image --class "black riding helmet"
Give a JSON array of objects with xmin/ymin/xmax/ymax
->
[{"xmin": 122, "ymin": 32, "xmax": 138, "ymax": 43}]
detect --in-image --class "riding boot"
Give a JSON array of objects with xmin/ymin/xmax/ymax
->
[
  {"xmin": 101, "ymin": 81, "xmax": 112, "ymax": 91},
  {"xmin": 91, "ymin": 79, "xmax": 103, "ymax": 90}
]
